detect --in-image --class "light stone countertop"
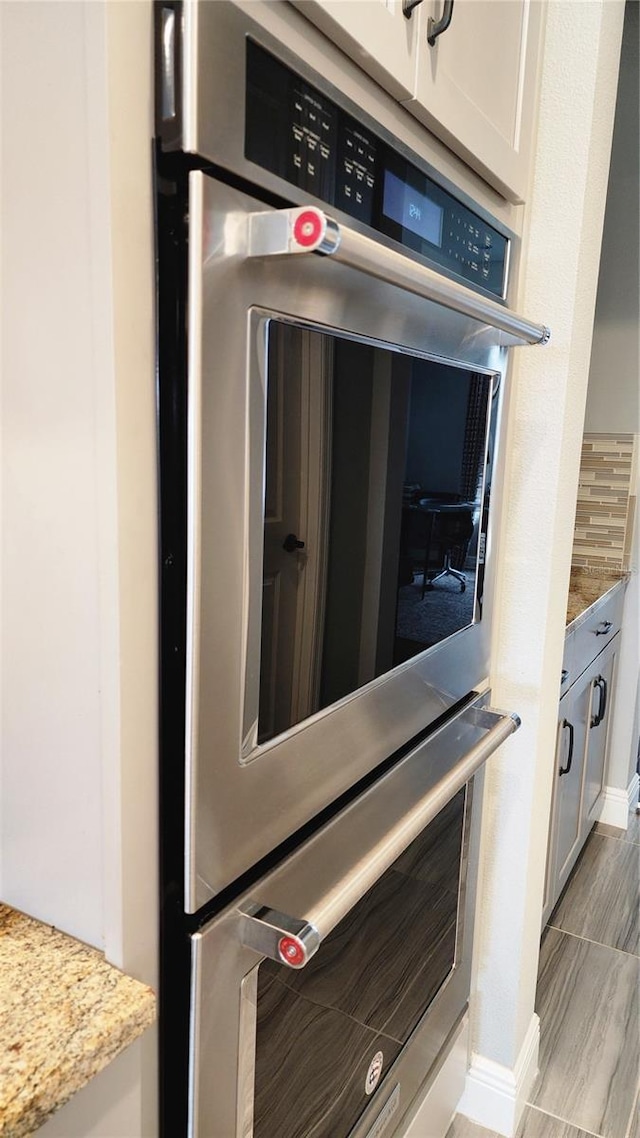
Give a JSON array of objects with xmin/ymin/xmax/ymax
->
[
  {"xmin": 0, "ymin": 904, "xmax": 156, "ymax": 1137},
  {"xmin": 566, "ymin": 566, "xmax": 627, "ymax": 626}
]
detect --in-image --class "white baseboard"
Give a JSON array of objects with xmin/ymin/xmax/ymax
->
[
  {"xmin": 597, "ymin": 772, "xmax": 639, "ymax": 828},
  {"xmin": 457, "ymin": 1014, "xmax": 539, "ymax": 1137}
]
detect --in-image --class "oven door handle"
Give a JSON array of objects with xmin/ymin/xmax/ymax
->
[
  {"xmin": 246, "ymin": 206, "xmax": 550, "ymax": 347},
  {"xmin": 239, "ymin": 706, "xmax": 520, "ymax": 969}
]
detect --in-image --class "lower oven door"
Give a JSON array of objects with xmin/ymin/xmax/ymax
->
[{"xmin": 188, "ymin": 693, "xmax": 519, "ymax": 1137}]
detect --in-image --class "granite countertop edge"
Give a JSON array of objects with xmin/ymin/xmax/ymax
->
[
  {"xmin": 0, "ymin": 904, "xmax": 156, "ymax": 1138},
  {"xmin": 566, "ymin": 567, "xmax": 630, "ymax": 629}
]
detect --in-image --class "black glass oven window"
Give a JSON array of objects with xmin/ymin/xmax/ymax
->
[
  {"xmin": 258, "ymin": 322, "xmax": 494, "ymax": 745},
  {"xmin": 253, "ymin": 789, "xmax": 466, "ymax": 1138}
]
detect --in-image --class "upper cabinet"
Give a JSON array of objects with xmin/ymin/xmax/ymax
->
[
  {"xmin": 292, "ymin": 0, "xmax": 544, "ymax": 203},
  {"xmin": 290, "ymin": 0, "xmax": 421, "ymax": 101},
  {"xmin": 404, "ymin": 0, "xmax": 544, "ymax": 203}
]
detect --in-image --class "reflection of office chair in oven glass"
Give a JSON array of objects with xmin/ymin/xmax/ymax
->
[
  {"xmin": 399, "ymin": 508, "xmax": 437, "ymax": 599},
  {"xmin": 428, "ymin": 507, "xmax": 475, "ymax": 593}
]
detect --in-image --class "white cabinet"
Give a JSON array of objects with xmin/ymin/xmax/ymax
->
[
  {"xmin": 403, "ymin": 0, "xmax": 544, "ymax": 203},
  {"xmin": 583, "ymin": 642, "xmax": 617, "ymax": 824},
  {"xmin": 290, "ymin": 0, "xmax": 421, "ymax": 101},
  {"xmin": 551, "ymin": 672, "xmax": 592, "ymax": 904},
  {"xmin": 543, "ymin": 584, "xmax": 623, "ymax": 928},
  {"xmin": 291, "ymin": 0, "xmax": 544, "ymax": 202}
]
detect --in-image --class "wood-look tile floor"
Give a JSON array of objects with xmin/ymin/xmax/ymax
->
[{"xmin": 445, "ymin": 807, "xmax": 640, "ymax": 1138}]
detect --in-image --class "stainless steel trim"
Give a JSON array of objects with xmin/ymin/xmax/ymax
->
[
  {"xmin": 182, "ymin": 0, "xmax": 198, "ymax": 150},
  {"xmin": 184, "ymin": 172, "xmax": 205, "ymax": 897},
  {"xmin": 245, "ymin": 207, "xmax": 549, "ymax": 347},
  {"xmin": 356, "ymin": 1084, "xmax": 400, "ymax": 1138},
  {"xmin": 238, "ymin": 904, "xmax": 320, "ymax": 968},
  {"xmin": 188, "ymin": 931, "xmax": 203, "ymax": 1138},
  {"xmin": 248, "ymin": 207, "xmax": 341, "ymax": 258},
  {"xmin": 464, "ymin": 705, "xmax": 521, "ymax": 731},
  {"xmin": 237, "ymin": 706, "xmax": 519, "ymax": 963},
  {"xmin": 160, "ymin": 7, "xmax": 177, "ymax": 120},
  {"xmin": 237, "ymin": 968, "xmax": 259, "ymax": 1138}
]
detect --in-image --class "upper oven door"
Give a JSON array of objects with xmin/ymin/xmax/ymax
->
[{"xmin": 183, "ymin": 171, "xmax": 543, "ymax": 910}]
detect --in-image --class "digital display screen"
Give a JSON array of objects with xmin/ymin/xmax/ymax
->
[{"xmin": 383, "ymin": 171, "xmax": 443, "ymax": 248}]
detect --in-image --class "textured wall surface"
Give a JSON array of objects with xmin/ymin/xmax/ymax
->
[{"xmin": 464, "ymin": 3, "xmax": 626, "ymax": 1127}]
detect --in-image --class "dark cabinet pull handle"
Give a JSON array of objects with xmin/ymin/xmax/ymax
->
[
  {"xmin": 559, "ymin": 719, "xmax": 574, "ymax": 776},
  {"xmin": 594, "ymin": 619, "xmax": 612, "ymax": 636},
  {"xmin": 403, "ymin": 0, "xmax": 424, "ymax": 17},
  {"xmin": 428, "ymin": 0, "xmax": 455, "ymax": 45},
  {"xmin": 591, "ymin": 676, "xmax": 608, "ymax": 728},
  {"xmin": 282, "ymin": 533, "xmax": 305, "ymax": 553},
  {"xmin": 599, "ymin": 675, "xmax": 608, "ymax": 724}
]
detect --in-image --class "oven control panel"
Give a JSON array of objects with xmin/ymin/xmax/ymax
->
[{"xmin": 245, "ymin": 40, "xmax": 508, "ymax": 300}]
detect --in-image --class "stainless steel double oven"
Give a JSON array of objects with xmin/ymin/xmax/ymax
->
[{"xmin": 155, "ymin": 4, "xmax": 548, "ymax": 1136}]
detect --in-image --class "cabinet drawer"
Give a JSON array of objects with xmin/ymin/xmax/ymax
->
[{"xmin": 572, "ymin": 582, "xmax": 625, "ymax": 680}]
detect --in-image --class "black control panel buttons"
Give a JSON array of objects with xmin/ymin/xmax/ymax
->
[
  {"xmin": 335, "ymin": 121, "xmax": 376, "ymax": 225},
  {"xmin": 245, "ymin": 39, "xmax": 508, "ymax": 300}
]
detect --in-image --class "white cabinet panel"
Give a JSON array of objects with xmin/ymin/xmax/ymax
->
[
  {"xmin": 543, "ymin": 626, "xmax": 621, "ymax": 928},
  {"xmin": 583, "ymin": 641, "xmax": 617, "ymax": 825},
  {"xmin": 554, "ymin": 673, "xmax": 591, "ymax": 894},
  {"xmin": 403, "ymin": 0, "xmax": 544, "ymax": 202},
  {"xmin": 291, "ymin": 0, "xmax": 421, "ymax": 100}
]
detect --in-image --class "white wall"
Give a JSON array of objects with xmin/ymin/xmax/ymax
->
[
  {"xmin": 460, "ymin": 3, "xmax": 626, "ymax": 1134},
  {"xmin": 1, "ymin": 1, "xmax": 158, "ymax": 1132},
  {"xmin": 1, "ymin": 0, "xmax": 157, "ymax": 971},
  {"xmin": 2, "ymin": 0, "xmax": 106, "ymax": 947},
  {"xmin": 585, "ymin": 0, "xmax": 639, "ymax": 437},
  {"xmin": 585, "ymin": 0, "xmax": 639, "ymax": 799}
]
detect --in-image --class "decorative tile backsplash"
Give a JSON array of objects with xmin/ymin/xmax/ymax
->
[{"xmin": 573, "ymin": 433, "xmax": 638, "ymax": 570}]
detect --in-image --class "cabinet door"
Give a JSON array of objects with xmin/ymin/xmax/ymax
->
[
  {"xmin": 403, "ymin": 0, "xmax": 544, "ymax": 203},
  {"xmin": 583, "ymin": 639, "xmax": 618, "ymax": 827},
  {"xmin": 291, "ymin": 0, "xmax": 421, "ymax": 101},
  {"xmin": 553, "ymin": 670, "xmax": 590, "ymax": 897}
]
